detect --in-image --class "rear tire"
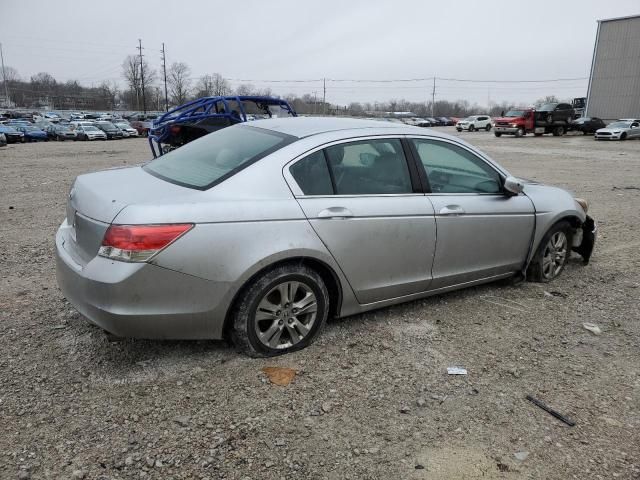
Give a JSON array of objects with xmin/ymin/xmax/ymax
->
[
  {"xmin": 552, "ymin": 126, "xmax": 565, "ymax": 136},
  {"xmin": 527, "ymin": 221, "xmax": 573, "ymax": 283},
  {"xmin": 494, "ymin": 132, "xmax": 502, "ymax": 137},
  {"xmin": 230, "ymin": 264, "xmax": 329, "ymax": 357},
  {"xmin": 485, "ymin": 124, "xmax": 492, "ymax": 132}
]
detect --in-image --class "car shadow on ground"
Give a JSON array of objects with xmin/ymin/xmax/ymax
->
[{"xmin": 77, "ymin": 257, "xmax": 588, "ymax": 376}]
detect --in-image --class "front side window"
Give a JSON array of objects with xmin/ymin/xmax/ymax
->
[
  {"xmin": 324, "ymin": 138, "xmax": 412, "ymax": 195},
  {"xmin": 289, "ymin": 150, "xmax": 333, "ymax": 195},
  {"xmin": 144, "ymin": 125, "xmax": 294, "ymax": 189},
  {"xmin": 411, "ymin": 139, "xmax": 502, "ymax": 194}
]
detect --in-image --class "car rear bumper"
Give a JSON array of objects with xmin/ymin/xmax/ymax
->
[{"xmin": 55, "ymin": 221, "xmax": 228, "ymax": 339}]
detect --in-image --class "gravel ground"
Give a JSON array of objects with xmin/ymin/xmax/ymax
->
[{"xmin": 1, "ymin": 130, "xmax": 639, "ymax": 480}]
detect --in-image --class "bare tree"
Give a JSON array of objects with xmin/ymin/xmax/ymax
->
[
  {"xmin": 168, "ymin": 62, "xmax": 191, "ymax": 105},
  {"xmin": 2, "ymin": 66, "xmax": 20, "ymax": 83},
  {"xmin": 122, "ymin": 55, "xmax": 157, "ymax": 111},
  {"xmin": 234, "ymin": 83, "xmax": 255, "ymax": 96},
  {"xmin": 99, "ymin": 80, "xmax": 119, "ymax": 110}
]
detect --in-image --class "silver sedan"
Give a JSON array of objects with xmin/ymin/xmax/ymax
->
[{"xmin": 56, "ymin": 118, "xmax": 596, "ymax": 356}]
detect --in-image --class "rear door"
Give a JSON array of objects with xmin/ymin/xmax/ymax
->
[
  {"xmin": 408, "ymin": 137, "xmax": 535, "ymax": 288},
  {"xmin": 285, "ymin": 137, "xmax": 437, "ymax": 304}
]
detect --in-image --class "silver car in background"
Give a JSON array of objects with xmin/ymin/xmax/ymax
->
[
  {"xmin": 594, "ymin": 120, "xmax": 640, "ymax": 140},
  {"xmin": 56, "ymin": 118, "xmax": 596, "ymax": 356}
]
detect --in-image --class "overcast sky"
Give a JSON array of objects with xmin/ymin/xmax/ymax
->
[{"xmin": 2, "ymin": 0, "xmax": 638, "ymax": 106}]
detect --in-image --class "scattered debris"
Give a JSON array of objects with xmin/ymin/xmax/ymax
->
[
  {"xmin": 400, "ymin": 406, "xmax": 411, "ymax": 414},
  {"xmin": 415, "ymin": 464, "xmax": 425, "ymax": 470},
  {"xmin": 497, "ymin": 462, "xmax": 511, "ymax": 472},
  {"xmin": 582, "ymin": 323, "xmax": 602, "ymax": 335},
  {"xmin": 514, "ymin": 451, "xmax": 529, "ymax": 462},
  {"xmin": 544, "ymin": 290, "xmax": 567, "ymax": 298},
  {"xmin": 612, "ymin": 185, "xmax": 640, "ymax": 191},
  {"xmin": 262, "ymin": 366, "xmax": 297, "ymax": 386},
  {"xmin": 526, "ymin": 395, "xmax": 575, "ymax": 426},
  {"xmin": 447, "ymin": 367, "xmax": 467, "ymax": 375}
]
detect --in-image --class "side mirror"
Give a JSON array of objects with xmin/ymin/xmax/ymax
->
[{"xmin": 504, "ymin": 176, "xmax": 524, "ymax": 195}]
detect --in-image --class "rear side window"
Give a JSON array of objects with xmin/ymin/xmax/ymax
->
[
  {"xmin": 325, "ymin": 139, "xmax": 412, "ymax": 195},
  {"xmin": 144, "ymin": 125, "xmax": 294, "ymax": 189},
  {"xmin": 290, "ymin": 150, "xmax": 333, "ymax": 195}
]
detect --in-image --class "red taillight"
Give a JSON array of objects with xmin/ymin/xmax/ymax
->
[
  {"xmin": 170, "ymin": 125, "xmax": 181, "ymax": 134},
  {"xmin": 99, "ymin": 224, "xmax": 193, "ymax": 262}
]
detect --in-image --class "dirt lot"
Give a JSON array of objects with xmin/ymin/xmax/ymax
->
[{"xmin": 1, "ymin": 130, "xmax": 639, "ymax": 480}]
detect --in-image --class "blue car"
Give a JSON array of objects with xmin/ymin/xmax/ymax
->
[
  {"xmin": 0, "ymin": 125, "xmax": 25, "ymax": 143},
  {"xmin": 16, "ymin": 125, "xmax": 49, "ymax": 142}
]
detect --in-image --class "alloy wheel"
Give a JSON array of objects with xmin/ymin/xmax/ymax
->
[
  {"xmin": 254, "ymin": 281, "xmax": 318, "ymax": 349},
  {"xmin": 542, "ymin": 231, "xmax": 568, "ymax": 279}
]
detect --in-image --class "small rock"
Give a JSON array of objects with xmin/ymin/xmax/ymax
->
[
  {"xmin": 71, "ymin": 471, "xmax": 86, "ymax": 479},
  {"xmin": 125, "ymin": 456, "xmax": 134, "ymax": 466},
  {"xmin": 544, "ymin": 436, "xmax": 552, "ymax": 443},
  {"xmin": 274, "ymin": 438, "xmax": 286, "ymax": 447},
  {"xmin": 415, "ymin": 464, "xmax": 425, "ymax": 470},
  {"xmin": 145, "ymin": 457, "xmax": 155, "ymax": 468},
  {"xmin": 514, "ymin": 451, "xmax": 529, "ymax": 462},
  {"xmin": 416, "ymin": 398, "xmax": 426, "ymax": 407},
  {"xmin": 173, "ymin": 416, "xmax": 190, "ymax": 427},
  {"xmin": 154, "ymin": 460, "xmax": 163, "ymax": 468},
  {"xmin": 18, "ymin": 471, "xmax": 30, "ymax": 480},
  {"xmin": 399, "ymin": 406, "xmax": 410, "ymax": 414},
  {"xmin": 321, "ymin": 402, "xmax": 332, "ymax": 413}
]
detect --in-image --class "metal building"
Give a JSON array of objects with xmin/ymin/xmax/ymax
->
[{"xmin": 586, "ymin": 14, "xmax": 640, "ymax": 120}]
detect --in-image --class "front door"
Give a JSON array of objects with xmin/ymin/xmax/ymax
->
[
  {"xmin": 409, "ymin": 137, "xmax": 535, "ymax": 288},
  {"xmin": 286, "ymin": 138, "xmax": 437, "ymax": 304}
]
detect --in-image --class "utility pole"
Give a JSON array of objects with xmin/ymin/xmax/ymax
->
[
  {"xmin": 431, "ymin": 77, "xmax": 436, "ymax": 117},
  {"xmin": 312, "ymin": 91, "xmax": 318, "ymax": 115},
  {"xmin": 161, "ymin": 43, "xmax": 169, "ymax": 112},
  {"xmin": 137, "ymin": 39, "xmax": 147, "ymax": 113},
  {"xmin": 322, "ymin": 78, "xmax": 326, "ymax": 115},
  {"xmin": 0, "ymin": 43, "xmax": 10, "ymax": 106}
]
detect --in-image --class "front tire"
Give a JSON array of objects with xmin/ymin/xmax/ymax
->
[
  {"xmin": 515, "ymin": 127, "xmax": 524, "ymax": 138},
  {"xmin": 494, "ymin": 132, "xmax": 502, "ymax": 137},
  {"xmin": 527, "ymin": 221, "xmax": 572, "ymax": 283},
  {"xmin": 231, "ymin": 264, "xmax": 329, "ymax": 357},
  {"xmin": 469, "ymin": 125, "xmax": 475, "ymax": 132},
  {"xmin": 620, "ymin": 133, "xmax": 627, "ymax": 141}
]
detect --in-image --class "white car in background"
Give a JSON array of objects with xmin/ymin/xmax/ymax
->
[
  {"xmin": 594, "ymin": 120, "xmax": 640, "ymax": 141},
  {"xmin": 456, "ymin": 115, "xmax": 492, "ymax": 132},
  {"xmin": 114, "ymin": 122, "xmax": 139, "ymax": 138},
  {"xmin": 75, "ymin": 125, "xmax": 107, "ymax": 141}
]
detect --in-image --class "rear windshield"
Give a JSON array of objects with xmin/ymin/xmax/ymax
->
[{"xmin": 144, "ymin": 125, "xmax": 295, "ymax": 190}]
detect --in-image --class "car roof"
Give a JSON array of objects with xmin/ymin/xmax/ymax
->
[{"xmin": 248, "ymin": 116, "xmax": 427, "ymax": 139}]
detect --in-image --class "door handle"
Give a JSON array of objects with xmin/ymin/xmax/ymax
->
[
  {"xmin": 317, "ymin": 207, "xmax": 354, "ymax": 219},
  {"xmin": 439, "ymin": 205, "xmax": 466, "ymax": 215}
]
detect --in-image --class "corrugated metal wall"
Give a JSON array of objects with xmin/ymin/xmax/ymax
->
[{"xmin": 587, "ymin": 16, "xmax": 640, "ymax": 120}]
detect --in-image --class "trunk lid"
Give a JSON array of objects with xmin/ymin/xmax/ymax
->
[{"xmin": 66, "ymin": 166, "xmax": 198, "ymax": 262}]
